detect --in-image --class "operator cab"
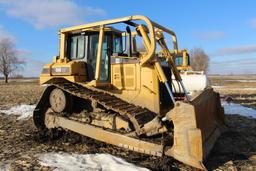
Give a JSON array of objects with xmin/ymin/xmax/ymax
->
[{"xmin": 66, "ymin": 27, "xmax": 123, "ymax": 82}]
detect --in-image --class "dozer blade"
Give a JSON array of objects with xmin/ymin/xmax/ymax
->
[{"xmin": 165, "ymin": 88, "xmax": 225, "ymax": 170}]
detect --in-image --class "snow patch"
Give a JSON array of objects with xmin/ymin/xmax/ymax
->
[
  {"xmin": 0, "ymin": 160, "xmax": 11, "ymax": 171},
  {"xmin": 222, "ymin": 102, "xmax": 256, "ymax": 119},
  {"xmin": 0, "ymin": 104, "xmax": 36, "ymax": 120},
  {"xmin": 38, "ymin": 152, "xmax": 149, "ymax": 171}
]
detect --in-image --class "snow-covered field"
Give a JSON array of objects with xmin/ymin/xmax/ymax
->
[
  {"xmin": 38, "ymin": 152, "xmax": 149, "ymax": 171},
  {"xmin": 0, "ymin": 153, "xmax": 149, "ymax": 171},
  {"xmin": 0, "ymin": 104, "xmax": 35, "ymax": 120},
  {"xmin": 222, "ymin": 102, "xmax": 256, "ymax": 118}
]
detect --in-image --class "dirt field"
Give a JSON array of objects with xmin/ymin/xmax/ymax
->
[
  {"xmin": 0, "ymin": 78, "xmax": 256, "ymax": 171},
  {"xmin": 209, "ymin": 75, "xmax": 256, "ymax": 109}
]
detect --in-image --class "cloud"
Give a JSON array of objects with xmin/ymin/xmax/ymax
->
[
  {"xmin": 210, "ymin": 44, "xmax": 256, "ymax": 56},
  {"xmin": 0, "ymin": 0, "xmax": 106, "ymax": 29},
  {"xmin": 249, "ymin": 18, "xmax": 256, "ymax": 28},
  {"xmin": 209, "ymin": 44, "xmax": 256, "ymax": 74},
  {"xmin": 195, "ymin": 31, "xmax": 225, "ymax": 41},
  {"xmin": 209, "ymin": 58, "xmax": 256, "ymax": 74},
  {"xmin": 13, "ymin": 51, "xmax": 45, "ymax": 77},
  {"xmin": 211, "ymin": 58, "xmax": 256, "ymax": 66},
  {"xmin": 0, "ymin": 25, "xmax": 16, "ymax": 42},
  {"xmin": 15, "ymin": 49, "xmax": 32, "ymax": 57},
  {"xmin": 21, "ymin": 57, "xmax": 45, "ymax": 77},
  {"xmin": 9, "ymin": 49, "xmax": 42, "ymax": 77}
]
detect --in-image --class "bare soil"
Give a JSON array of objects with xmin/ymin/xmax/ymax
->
[
  {"xmin": 0, "ymin": 78, "xmax": 256, "ymax": 171},
  {"xmin": 209, "ymin": 75, "xmax": 256, "ymax": 95}
]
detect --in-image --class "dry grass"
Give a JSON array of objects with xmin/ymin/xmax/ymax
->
[
  {"xmin": 209, "ymin": 75, "xmax": 256, "ymax": 95},
  {"xmin": 0, "ymin": 79, "xmax": 44, "ymax": 108}
]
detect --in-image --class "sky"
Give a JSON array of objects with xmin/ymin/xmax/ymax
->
[{"xmin": 0, "ymin": 0, "xmax": 255, "ymax": 77}]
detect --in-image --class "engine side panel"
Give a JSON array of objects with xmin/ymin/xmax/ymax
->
[
  {"xmin": 111, "ymin": 62, "xmax": 160, "ymax": 114},
  {"xmin": 40, "ymin": 61, "xmax": 87, "ymax": 84}
]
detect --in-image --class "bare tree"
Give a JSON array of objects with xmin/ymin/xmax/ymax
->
[
  {"xmin": 0, "ymin": 38, "xmax": 24, "ymax": 83},
  {"xmin": 190, "ymin": 47, "xmax": 209, "ymax": 72}
]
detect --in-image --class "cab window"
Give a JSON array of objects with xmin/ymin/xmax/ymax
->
[
  {"xmin": 175, "ymin": 56, "xmax": 183, "ymax": 66},
  {"xmin": 87, "ymin": 33, "xmax": 112, "ymax": 81},
  {"xmin": 87, "ymin": 34, "xmax": 99, "ymax": 80},
  {"xmin": 113, "ymin": 34, "xmax": 122, "ymax": 53},
  {"xmin": 69, "ymin": 34, "xmax": 88, "ymax": 59}
]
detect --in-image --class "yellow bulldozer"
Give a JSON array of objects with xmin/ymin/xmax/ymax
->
[{"xmin": 34, "ymin": 15, "xmax": 225, "ymax": 170}]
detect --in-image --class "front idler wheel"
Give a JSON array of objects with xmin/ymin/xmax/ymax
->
[{"xmin": 49, "ymin": 88, "xmax": 72, "ymax": 114}]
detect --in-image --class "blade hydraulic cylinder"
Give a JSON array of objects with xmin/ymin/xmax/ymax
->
[
  {"xmin": 156, "ymin": 35, "xmax": 190, "ymax": 101},
  {"xmin": 154, "ymin": 60, "xmax": 176, "ymax": 104}
]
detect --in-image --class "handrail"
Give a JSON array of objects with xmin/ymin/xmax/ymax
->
[{"xmin": 151, "ymin": 21, "xmax": 178, "ymax": 51}]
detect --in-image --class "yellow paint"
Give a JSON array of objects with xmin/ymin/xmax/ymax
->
[
  {"xmin": 95, "ymin": 26, "xmax": 105, "ymax": 81},
  {"xmin": 111, "ymin": 62, "xmax": 160, "ymax": 113},
  {"xmin": 40, "ymin": 60, "xmax": 86, "ymax": 84},
  {"xmin": 59, "ymin": 33, "xmax": 66, "ymax": 60}
]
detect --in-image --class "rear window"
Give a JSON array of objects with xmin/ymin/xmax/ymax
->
[{"xmin": 175, "ymin": 56, "xmax": 183, "ymax": 66}]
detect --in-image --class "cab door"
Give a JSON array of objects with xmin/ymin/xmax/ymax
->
[
  {"xmin": 67, "ymin": 32, "xmax": 112, "ymax": 83},
  {"xmin": 87, "ymin": 33, "xmax": 112, "ymax": 82}
]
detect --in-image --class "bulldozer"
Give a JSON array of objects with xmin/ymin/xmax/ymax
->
[{"xmin": 34, "ymin": 15, "xmax": 225, "ymax": 170}]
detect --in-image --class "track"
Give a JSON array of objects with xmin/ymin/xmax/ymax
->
[{"xmin": 33, "ymin": 81, "xmax": 158, "ymax": 135}]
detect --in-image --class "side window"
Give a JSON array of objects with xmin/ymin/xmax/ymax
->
[
  {"xmin": 100, "ymin": 35, "xmax": 111, "ymax": 81},
  {"xmin": 113, "ymin": 34, "xmax": 122, "ymax": 53},
  {"xmin": 87, "ymin": 33, "xmax": 111, "ymax": 81},
  {"xmin": 77, "ymin": 36, "xmax": 85, "ymax": 58},
  {"xmin": 70, "ymin": 36, "xmax": 78, "ymax": 59},
  {"xmin": 87, "ymin": 34, "xmax": 99, "ymax": 80},
  {"xmin": 69, "ymin": 34, "xmax": 87, "ymax": 59}
]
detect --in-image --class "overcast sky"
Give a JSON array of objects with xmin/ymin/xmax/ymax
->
[{"xmin": 0, "ymin": 0, "xmax": 255, "ymax": 76}]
